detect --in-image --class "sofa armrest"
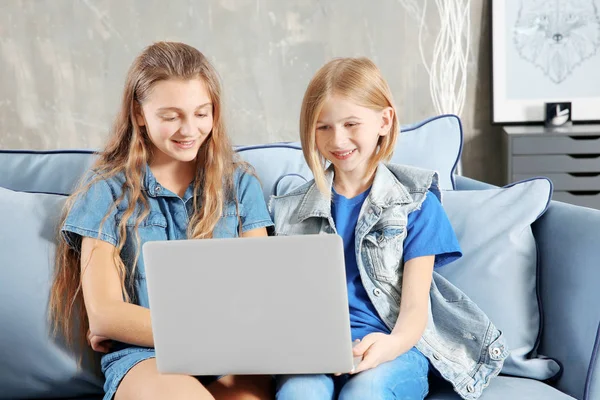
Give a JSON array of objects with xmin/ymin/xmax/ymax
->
[
  {"xmin": 585, "ymin": 322, "xmax": 600, "ymax": 400},
  {"xmin": 533, "ymin": 201, "xmax": 600, "ymax": 399}
]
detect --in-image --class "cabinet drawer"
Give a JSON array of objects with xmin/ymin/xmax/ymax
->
[
  {"xmin": 513, "ymin": 173, "xmax": 600, "ymax": 191},
  {"xmin": 513, "ymin": 155, "xmax": 600, "ymax": 173},
  {"xmin": 512, "ymin": 135, "xmax": 600, "ymax": 155},
  {"xmin": 553, "ymin": 191, "xmax": 600, "ymax": 209}
]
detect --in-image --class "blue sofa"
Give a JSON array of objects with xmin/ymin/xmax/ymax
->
[{"xmin": 0, "ymin": 115, "xmax": 598, "ymax": 400}]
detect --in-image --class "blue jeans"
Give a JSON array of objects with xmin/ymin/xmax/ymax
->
[{"xmin": 275, "ymin": 347, "xmax": 430, "ymax": 400}]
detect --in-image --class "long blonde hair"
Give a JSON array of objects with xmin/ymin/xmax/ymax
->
[
  {"xmin": 49, "ymin": 42, "xmax": 244, "ymax": 350},
  {"xmin": 299, "ymin": 57, "xmax": 399, "ymax": 194}
]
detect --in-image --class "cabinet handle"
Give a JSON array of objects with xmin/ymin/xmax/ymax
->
[
  {"xmin": 568, "ymin": 172, "xmax": 600, "ymax": 177},
  {"xmin": 569, "ymin": 136, "xmax": 600, "ymax": 141},
  {"xmin": 567, "ymin": 154, "xmax": 600, "ymax": 159},
  {"xmin": 566, "ymin": 191, "xmax": 600, "ymax": 196}
]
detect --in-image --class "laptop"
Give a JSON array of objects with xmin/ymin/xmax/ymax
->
[{"xmin": 142, "ymin": 234, "xmax": 354, "ymax": 376}]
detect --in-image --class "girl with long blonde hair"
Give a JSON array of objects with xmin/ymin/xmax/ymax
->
[{"xmin": 49, "ymin": 42, "xmax": 273, "ymax": 400}]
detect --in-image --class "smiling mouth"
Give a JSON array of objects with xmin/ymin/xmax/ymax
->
[
  {"xmin": 331, "ymin": 149, "xmax": 356, "ymax": 159},
  {"xmin": 172, "ymin": 139, "xmax": 196, "ymax": 149}
]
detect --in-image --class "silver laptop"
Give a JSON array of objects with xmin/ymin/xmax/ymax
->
[{"xmin": 143, "ymin": 234, "xmax": 354, "ymax": 376}]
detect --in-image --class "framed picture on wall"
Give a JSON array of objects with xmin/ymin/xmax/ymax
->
[{"xmin": 491, "ymin": 0, "xmax": 600, "ymax": 123}]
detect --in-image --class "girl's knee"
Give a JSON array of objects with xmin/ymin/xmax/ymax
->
[
  {"xmin": 339, "ymin": 367, "xmax": 428, "ymax": 400},
  {"xmin": 275, "ymin": 374, "xmax": 334, "ymax": 400},
  {"xmin": 208, "ymin": 375, "xmax": 273, "ymax": 400},
  {"xmin": 115, "ymin": 359, "xmax": 213, "ymax": 400},
  {"xmin": 338, "ymin": 373, "xmax": 388, "ymax": 400}
]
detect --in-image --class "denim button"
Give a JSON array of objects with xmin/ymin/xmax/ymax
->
[
  {"xmin": 373, "ymin": 288, "xmax": 382, "ymax": 296},
  {"xmin": 155, "ymin": 185, "xmax": 162, "ymax": 194},
  {"xmin": 491, "ymin": 347, "xmax": 502, "ymax": 358},
  {"xmin": 433, "ymin": 353, "xmax": 441, "ymax": 360},
  {"xmin": 467, "ymin": 384, "xmax": 475, "ymax": 393}
]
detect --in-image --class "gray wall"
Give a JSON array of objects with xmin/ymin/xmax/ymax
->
[{"xmin": 0, "ymin": 0, "xmax": 503, "ymax": 185}]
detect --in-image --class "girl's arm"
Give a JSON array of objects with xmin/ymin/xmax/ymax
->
[
  {"xmin": 83, "ymin": 227, "xmax": 269, "ymax": 348},
  {"xmin": 351, "ymin": 255, "xmax": 434, "ymax": 373},
  {"xmin": 353, "ymin": 193, "xmax": 459, "ymax": 373},
  {"xmin": 390, "ymin": 255, "xmax": 434, "ymax": 352},
  {"xmin": 81, "ymin": 237, "xmax": 154, "ymax": 348},
  {"xmin": 241, "ymin": 227, "xmax": 268, "ymax": 238}
]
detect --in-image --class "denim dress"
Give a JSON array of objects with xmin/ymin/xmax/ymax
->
[{"xmin": 63, "ymin": 165, "xmax": 273, "ymax": 400}]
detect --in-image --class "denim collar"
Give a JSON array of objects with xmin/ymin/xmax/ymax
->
[
  {"xmin": 142, "ymin": 164, "xmax": 195, "ymax": 201},
  {"xmin": 296, "ymin": 163, "xmax": 413, "ymax": 222},
  {"xmin": 142, "ymin": 164, "xmax": 158, "ymax": 195}
]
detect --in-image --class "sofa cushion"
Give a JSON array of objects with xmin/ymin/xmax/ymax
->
[
  {"xmin": 0, "ymin": 149, "xmax": 96, "ymax": 195},
  {"xmin": 0, "ymin": 114, "xmax": 463, "ymax": 198},
  {"xmin": 0, "ymin": 187, "xmax": 104, "ymax": 399},
  {"xmin": 243, "ymin": 114, "xmax": 463, "ymax": 203},
  {"xmin": 438, "ymin": 179, "xmax": 560, "ymax": 380},
  {"xmin": 392, "ymin": 114, "xmax": 462, "ymax": 190},
  {"xmin": 236, "ymin": 143, "xmax": 313, "ymax": 205},
  {"xmin": 428, "ymin": 376, "xmax": 575, "ymax": 399}
]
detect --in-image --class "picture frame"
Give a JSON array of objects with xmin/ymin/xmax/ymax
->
[{"xmin": 491, "ymin": 0, "xmax": 600, "ymax": 124}]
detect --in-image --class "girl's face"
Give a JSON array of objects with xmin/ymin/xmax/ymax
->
[
  {"xmin": 315, "ymin": 95, "xmax": 392, "ymax": 183},
  {"xmin": 136, "ymin": 78, "xmax": 214, "ymax": 166}
]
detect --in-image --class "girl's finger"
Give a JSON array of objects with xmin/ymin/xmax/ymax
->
[
  {"xmin": 353, "ymin": 337, "xmax": 376, "ymax": 356},
  {"xmin": 350, "ymin": 351, "xmax": 377, "ymax": 374},
  {"xmin": 92, "ymin": 341, "xmax": 108, "ymax": 353},
  {"xmin": 350, "ymin": 359, "xmax": 371, "ymax": 374}
]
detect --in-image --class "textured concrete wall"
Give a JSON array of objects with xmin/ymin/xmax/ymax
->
[{"xmin": 0, "ymin": 0, "xmax": 503, "ymax": 184}]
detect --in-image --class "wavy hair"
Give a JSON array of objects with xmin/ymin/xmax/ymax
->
[{"xmin": 49, "ymin": 42, "xmax": 246, "ymax": 350}]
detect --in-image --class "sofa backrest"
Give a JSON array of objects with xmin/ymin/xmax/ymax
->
[{"xmin": 0, "ymin": 114, "xmax": 463, "ymax": 200}]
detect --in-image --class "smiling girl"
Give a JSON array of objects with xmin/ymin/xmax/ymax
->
[{"xmin": 49, "ymin": 42, "xmax": 273, "ymax": 400}]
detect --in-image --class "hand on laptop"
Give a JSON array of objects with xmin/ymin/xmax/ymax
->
[
  {"xmin": 335, "ymin": 339, "xmax": 361, "ymax": 376},
  {"xmin": 349, "ymin": 332, "xmax": 404, "ymax": 375},
  {"xmin": 87, "ymin": 329, "xmax": 112, "ymax": 353}
]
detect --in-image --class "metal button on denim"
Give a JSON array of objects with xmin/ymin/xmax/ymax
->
[
  {"xmin": 373, "ymin": 288, "xmax": 382, "ymax": 296},
  {"xmin": 491, "ymin": 347, "xmax": 502, "ymax": 358}
]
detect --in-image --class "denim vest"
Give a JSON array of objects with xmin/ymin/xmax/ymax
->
[{"xmin": 269, "ymin": 163, "xmax": 508, "ymax": 400}]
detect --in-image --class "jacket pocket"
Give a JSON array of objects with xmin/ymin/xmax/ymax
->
[
  {"xmin": 212, "ymin": 203, "xmax": 246, "ymax": 237},
  {"xmin": 222, "ymin": 202, "xmax": 246, "ymax": 217},
  {"xmin": 118, "ymin": 210, "xmax": 168, "ymax": 228},
  {"xmin": 118, "ymin": 211, "xmax": 169, "ymax": 284},
  {"xmin": 363, "ymin": 226, "xmax": 405, "ymax": 283}
]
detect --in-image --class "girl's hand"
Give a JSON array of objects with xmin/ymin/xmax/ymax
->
[
  {"xmin": 350, "ymin": 332, "xmax": 405, "ymax": 374},
  {"xmin": 87, "ymin": 329, "xmax": 112, "ymax": 353}
]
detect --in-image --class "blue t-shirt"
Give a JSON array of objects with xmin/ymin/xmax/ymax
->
[{"xmin": 331, "ymin": 189, "xmax": 461, "ymax": 341}]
